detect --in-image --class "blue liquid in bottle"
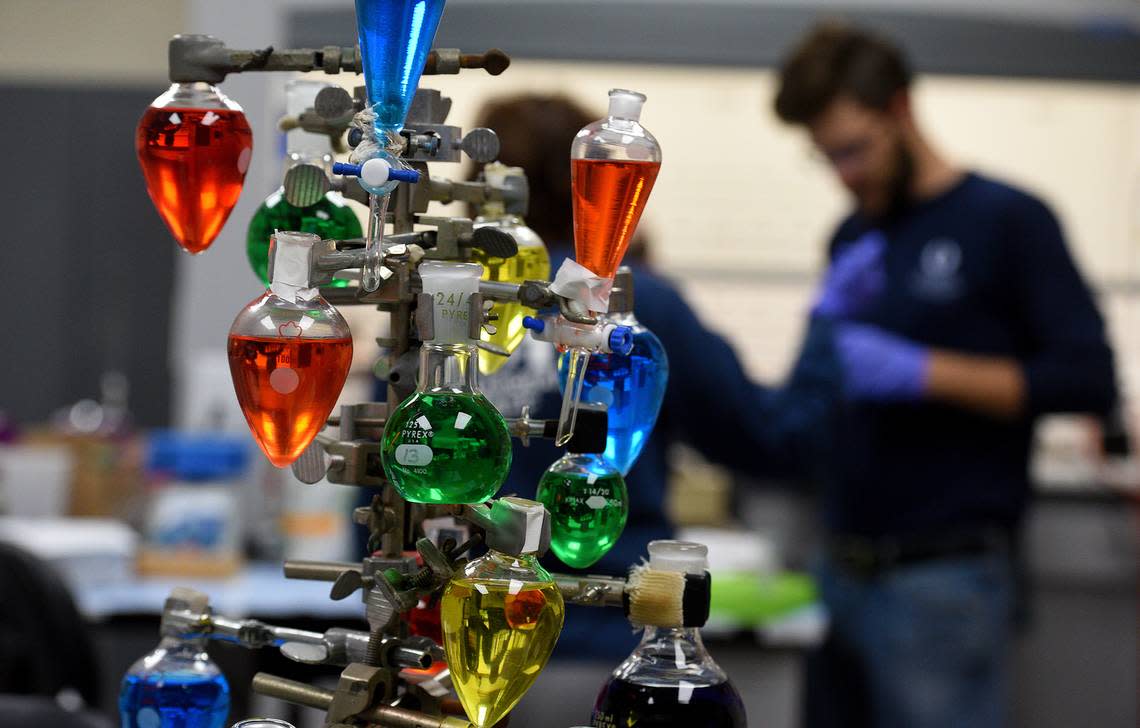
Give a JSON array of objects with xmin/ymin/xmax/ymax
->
[
  {"xmin": 119, "ymin": 637, "xmax": 229, "ymax": 728},
  {"xmin": 559, "ymin": 314, "xmax": 668, "ymax": 476},
  {"xmin": 354, "ymin": 0, "xmax": 448, "ymax": 133}
]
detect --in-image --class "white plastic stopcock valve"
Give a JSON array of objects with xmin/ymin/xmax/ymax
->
[
  {"xmin": 521, "ymin": 315, "xmax": 633, "ymax": 356},
  {"xmin": 332, "ymin": 156, "xmax": 420, "ymax": 195}
]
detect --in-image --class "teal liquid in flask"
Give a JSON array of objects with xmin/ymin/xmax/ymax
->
[{"xmin": 559, "ymin": 269, "xmax": 668, "ymax": 475}]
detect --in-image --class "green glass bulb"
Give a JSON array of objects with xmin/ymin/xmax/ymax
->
[
  {"xmin": 382, "ymin": 389, "xmax": 512, "ymax": 503},
  {"xmin": 536, "ymin": 453, "xmax": 629, "ymax": 568},
  {"xmin": 246, "ymin": 188, "xmax": 363, "ymax": 287}
]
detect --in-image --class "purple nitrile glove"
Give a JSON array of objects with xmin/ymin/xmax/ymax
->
[
  {"xmin": 813, "ymin": 231, "xmax": 887, "ymax": 319},
  {"xmin": 834, "ymin": 322, "xmax": 930, "ymax": 401}
]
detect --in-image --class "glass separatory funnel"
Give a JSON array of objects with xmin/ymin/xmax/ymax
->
[
  {"xmin": 354, "ymin": 0, "xmax": 447, "ymax": 134},
  {"xmin": 137, "ymin": 82, "xmax": 253, "ymax": 254},
  {"xmin": 535, "ymin": 438, "xmax": 628, "ymax": 569},
  {"xmin": 571, "ymin": 89, "xmax": 661, "ymax": 282},
  {"xmin": 119, "ymin": 589, "xmax": 230, "ymax": 728},
  {"xmin": 246, "ymin": 79, "xmax": 363, "ymax": 287},
  {"xmin": 381, "ymin": 261, "xmax": 512, "ymax": 503},
  {"xmin": 228, "ymin": 232, "xmax": 353, "ymax": 467},
  {"xmin": 472, "ymin": 163, "xmax": 551, "ymax": 376},
  {"xmin": 441, "ymin": 498, "xmax": 565, "ymax": 728},
  {"xmin": 558, "ymin": 268, "xmax": 669, "ymax": 475},
  {"xmin": 592, "ymin": 542, "xmax": 747, "ymax": 728}
]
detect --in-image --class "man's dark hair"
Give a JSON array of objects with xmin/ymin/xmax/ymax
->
[{"xmin": 774, "ymin": 21, "xmax": 912, "ymax": 124}]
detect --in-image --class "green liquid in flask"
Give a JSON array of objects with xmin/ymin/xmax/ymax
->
[
  {"xmin": 246, "ymin": 188, "xmax": 362, "ymax": 286},
  {"xmin": 536, "ymin": 454, "xmax": 629, "ymax": 569},
  {"xmin": 382, "ymin": 391, "xmax": 512, "ymax": 504}
]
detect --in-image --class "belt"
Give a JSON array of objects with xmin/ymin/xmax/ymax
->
[{"xmin": 829, "ymin": 526, "xmax": 1010, "ymax": 578}]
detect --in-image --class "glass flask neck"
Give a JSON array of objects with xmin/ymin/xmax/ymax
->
[
  {"xmin": 614, "ymin": 624, "xmax": 728, "ymax": 686},
  {"xmin": 157, "ymin": 634, "xmax": 210, "ymax": 657},
  {"xmin": 154, "ymin": 82, "xmax": 240, "ymax": 111},
  {"xmin": 489, "ymin": 548, "xmax": 542, "ymax": 567},
  {"xmin": 640, "ymin": 625, "xmax": 706, "ymax": 649},
  {"xmin": 477, "ymin": 200, "xmax": 509, "ymax": 219},
  {"xmin": 419, "ymin": 342, "xmax": 479, "ymax": 393}
]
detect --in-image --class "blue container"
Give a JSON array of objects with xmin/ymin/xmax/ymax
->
[
  {"xmin": 119, "ymin": 639, "xmax": 230, "ymax": 728},
  {"xmin": 354, "ymin": 0, "xmax": 448, "ymax": 133},
  {"xmin": 559, "ymin": 317, "xmax": 669, "ymax": 475}
]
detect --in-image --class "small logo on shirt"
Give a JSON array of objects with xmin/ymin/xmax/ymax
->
[{"xmin": 911, "ymin": 238, "xmax": 964, "ymax": 301}]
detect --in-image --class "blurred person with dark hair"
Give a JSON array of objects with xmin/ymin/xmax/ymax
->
[
  {"xmin": 471, "ymin": 93, "xmax": 841, "ymax": 664},
  {"xmin": 774, "ymin": 22, "xmax": 1118, "ymax": 728}
]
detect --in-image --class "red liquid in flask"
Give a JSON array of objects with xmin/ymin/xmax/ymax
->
[
  {"xmin": 227, "ymin": 334, "xmax": 352, "ymax": 467},
  {"xmin": 136, "ymin": 106, "xmax": 253, "ymax": 254},
  {"xmin": 571, "ymin": 158, "xmax": 660, "ymax": 280}
]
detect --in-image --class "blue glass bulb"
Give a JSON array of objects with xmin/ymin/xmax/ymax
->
[
  {"xmin": 119, "ymin": 637, "xmax": 229, "ymax": 728},
  {"xmin": 354, "ymin": 0, "xmax": 448, "ymax": 133},
  {"xmin": 558, "ymin": 315, "xmax": 669, "ymax": 475}
]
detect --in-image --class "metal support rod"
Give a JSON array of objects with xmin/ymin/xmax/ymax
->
[
  {"xmin": 251, "ymin": 673, "xmax": 473, "ymax": 728},
  {"xmin": 283, "ymin": 560, "xmax": 361, "ymax": 581},
  {"xmin": 207, "ymin": 615, "xmax": 326, "ymax": 647},
  {"xmin": 552, "ymin": 573, "xmax": 628, "ymax": 608}
]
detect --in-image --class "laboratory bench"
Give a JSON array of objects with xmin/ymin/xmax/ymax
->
[{"xmin": 23, "ymin": 478, "xmax": 1136, "ymax": 728}]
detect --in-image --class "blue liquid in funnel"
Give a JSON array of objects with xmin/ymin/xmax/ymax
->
[
  {"xmin": 355, "ymin": 0, "xmax": 447, "ymax": 133},
  {"xmin": 558, "ymin": 322, "xmax": 669, "ymax": 475}
]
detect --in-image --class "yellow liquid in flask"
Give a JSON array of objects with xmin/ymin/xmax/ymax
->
[
  {"xmin": 441, "ymin": 577, "xmax": 564, "ymax": 727},
  {"xmin": 472, "ymin": 242, "xmax": 550, "ymax": 375}
]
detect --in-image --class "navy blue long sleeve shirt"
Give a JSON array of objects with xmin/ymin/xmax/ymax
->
[{"xmin": 824, "ymin": 172, "xmax": 1117, "ymax": 538}]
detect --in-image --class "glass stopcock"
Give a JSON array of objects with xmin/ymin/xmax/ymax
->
[
  {"xmin": 228, "ymin": 232, "xmax": 353, "ymax": 467},
  {"xmin": 558, "ymin": 272, "xmax": 669, "ymax": 475},
  {"xmin": 571, "ymin": 89, "xmax": 661, "ymax": 280},
  {"xmin": 137, "ymin": 82, "xmax": 253, "ymax": 255},
  {"xmin": 381, "ymin": 261, "xmax": 512, "ymax": 503}
]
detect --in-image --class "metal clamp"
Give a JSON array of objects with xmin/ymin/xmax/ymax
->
[{"xmin": 168, "ymin": 35, "xmax": 360, "ymax": 83}]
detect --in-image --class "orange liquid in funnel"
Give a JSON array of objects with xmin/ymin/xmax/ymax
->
[
  {"xmin": 136, "ymin": 106, "xmax": 253, "ymax": 254},
  {"xmin": 228, "ymin": 334, "xmax": 352, "ymax": 467},
  {"xmin": 571, "ymin": 158, "xmax": 660, "ymax": 280}
]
